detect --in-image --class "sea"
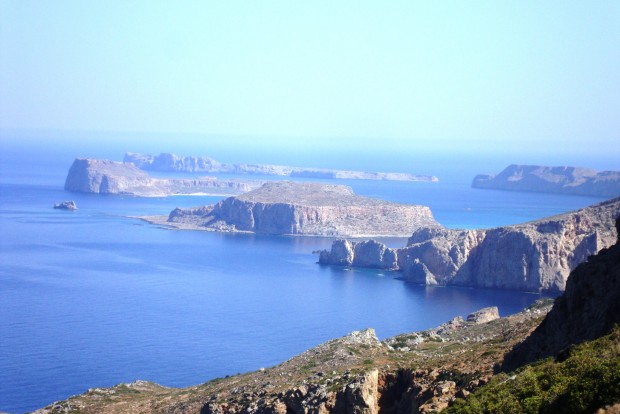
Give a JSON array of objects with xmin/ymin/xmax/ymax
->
[{"xmin": 0, "ymin": 133, "xmax": 610, "ymax": 413}]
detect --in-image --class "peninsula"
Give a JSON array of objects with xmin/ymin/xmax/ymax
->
[
  {"xmin": 472, "ymin": 164, "xmax": 620, "ymax": 197},
  {"xmin": 34, "ymin": 217, "xmax": 620, "ymax": 412},
  {"xmin": 142, "ymin": 181, "xmax": 439, "ymax": 237},
  {"xmin": 319, "ymin": 197, "xmax": 620, "ymax": 292},
  {"xmin": 124, "ymin": 152, "xmax": 439, "ymax": 182},
  {"xmin": 64, "ymin": 158, "xmax": 263, "ymax": 197}
]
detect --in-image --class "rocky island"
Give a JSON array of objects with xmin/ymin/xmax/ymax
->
[
  {"xmin": 472, "ymin": 164, "xmax": 620, "ymax": 197},
  {"xmin": 124, "ymin": 152, "xmax": 439, "ymax": 182},
  {"xmin": 53, "ymin": 200, "xmax": 78, "ymax": 210},
  {"xmin": 34, "ymin": 217, "xmax": 620, "ymax": 412},
  {"xmin": 319, "ymin": 197, "xmax": 620, "ymax": 292},
  {"xmin": 142, "ymin": 181, "xmax": 439, "ymax": 237},
  {"xmin": 64, "ymin": 158, "xmax": 262, "ymax": 197}
]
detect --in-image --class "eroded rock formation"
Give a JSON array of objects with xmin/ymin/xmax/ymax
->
[
  {"xmin": 64, "ymin": 158, "xmax": 261, "ymax": 196},
  {"xmin": 472, "ymin": 164, "xmax": 620, "ymax": 197},
  {"xmin": 159, "ymin": 182, "xmax": 439, "ymax": 237},
  {"xmin": 319, "ymin": 198, "xmax": 620, "ymax": 292}
]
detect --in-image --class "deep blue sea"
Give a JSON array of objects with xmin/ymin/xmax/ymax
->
[{"xmin": 0, "ymin": 138, "xmax": 608, "ymax": 413}]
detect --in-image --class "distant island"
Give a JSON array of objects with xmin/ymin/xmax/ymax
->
[
  {"xmin": 319, "ymin": 197, "xmax": 620, "ymax": 292},
  {"xmin": 141, "ymin": 181, "xmax": 439, "ymax": 237},
  {"xmin": 124, "ymin": 152, "xmax": 439, "ymax": 182},
  {"xmin": 472, "ymin": 164, "xmax": 620, "ymax": 197},
  {"xmin": 64, "ymin": 158, "xmax": 263, "ymax": 197}
]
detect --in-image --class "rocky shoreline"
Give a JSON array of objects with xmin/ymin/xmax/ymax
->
[
  {"xmin": 319, "ymin": 197, "xmax": 620, "ymax": 292},
  {"xmin": 33, "ymin": 301, "xmax": 553, "ymax": 414}
]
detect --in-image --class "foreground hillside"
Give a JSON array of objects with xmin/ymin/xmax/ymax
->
[{"xmin": 34, "ymin": 303, "xmax": 552, "ymax": 414}]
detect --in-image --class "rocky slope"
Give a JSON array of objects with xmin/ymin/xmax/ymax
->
[
  {"xmin": 146, "ymin": 181, "xmax": 439, "ymax": 237},
  {"xmin": 472, "ymin": 164, "xmax": 620, "ymax": 197},
  {"xmin": 319, "ymin": 197, "xmax": 620, "ymax": 292},
  {"xmin": 64, "ymin": 158, "xmax": 262, "ymax": 196},
  {"xmin": 124, "ymin": 152, "xmax": 439, "ymax": 182},
  {"xmin": 502, "ymin": 215, "xmax": 620, "ymax": 371},
  {"xmin": 34, "ymin": 301, "xmax": 552, "ymax": 414}
]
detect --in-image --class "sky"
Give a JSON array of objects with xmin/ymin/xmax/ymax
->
[{"xmin": 1, "ymin": 1, "xmax": 619, "ymax": 162}]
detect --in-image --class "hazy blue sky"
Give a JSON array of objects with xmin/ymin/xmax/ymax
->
[{"xmin": 1, "ymin": 1, "xmax": 619, "ymax": 159}]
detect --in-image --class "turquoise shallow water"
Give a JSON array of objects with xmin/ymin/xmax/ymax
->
[{"xmin": 0, "ymin": 145, "xmax": 607, "ymax": 413}]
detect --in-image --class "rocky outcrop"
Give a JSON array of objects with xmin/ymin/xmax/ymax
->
[
  {"xmin": 124, "ymin": 152, "xmax": 439, "ymax": 182},
  {"xmin": 502, "ymin": 215, "xmax": 620, "ymax": 371},
  {"xmin": 319, "ymin": 198, "xmax": 620, "ymax": 292},
  {"xmin": 319, "ymin": 240, "xmax": 398, "ymax": 269},
  {"xmin": 53, "ymin": 201, "xmax": 77, "ymax": 210},
  {"xmin": 160, "ymin": 182, "xmax": 439, "ymax": 237},
  {"xmin": 466, "ymin": 307, "xmax": 499, "ymax": 324},
  {"xmin": 64, "ymin": 158, "xmax": 261, "ymax": 196},
  {"xmin": 472, "ymin": 164, "xmax": 620, "ymax": 197}
]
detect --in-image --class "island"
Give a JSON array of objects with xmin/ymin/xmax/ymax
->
[
  {"xmin": 64, "ymin": 158, "xmax": 263, "ymax": 197},
  {"xmin": 319, "ymin": 197, "xmax": 620, "ymax": 292},
  {"xmin": 124, "ymin": 152, "xmax": 439, "ymax": 182},
  {"xmin": 472, "ymin": 164, "xmax": 620, "ymax": 197},
  {"xmin": 53, "ymin": 201, "xmax": 78, "ymax": 210},
  {"xmin": 141, "ymin": 181, "xmax": 439, "ymax": 237},
  {"xmin": 34, "ymin": 217, "xmax": 620, "ymax": 413}
]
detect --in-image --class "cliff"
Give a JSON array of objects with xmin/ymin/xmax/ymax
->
[
  {"xmin": 64, "ymin": 158, "xmax": 262, "ymax": 197},
  {"xmin": 124, "ymin": 152, "xmax": 439, "ymax": 182},
  {"xmin": 472, "ymin": 164, "xmax": 620, "ymax": 197},
  {"xmin": 501, "ymin": 215, "xmax": 620, "ymax": 371},
  {"xmin": 157, "ymin": 181, "xmax": 439, "ymax": 237},
  {"xmin": 319, "ymin": 197, "xmax": 620, "ymax": 292}
]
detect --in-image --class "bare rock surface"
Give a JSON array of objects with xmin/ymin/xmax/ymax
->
[
  {"xmin": 472, "ymin": 164, "xmax": 620, "ymax": 197},
  {"xmin": 124, "ymin": 152, "xmax": 439, "ymax": 182},
  {"xmin": 319, "ymin": 197, "xmax": 620, "ymax": 292},
  {"xmin": 64, "ymin": 158, "xmax": 262, "ymax": 196},
  {"xmin": 502, "ymin": 215, "xmax": 620, "ymax": 371},
  {"xmin": 153, "ymin": 181, "xmax": 439, "ymax": 237}
]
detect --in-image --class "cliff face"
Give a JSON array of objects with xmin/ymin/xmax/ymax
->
[
  {"xmin": 472, "ymin": 164, "xmax": 620, "ymax": 197},
  {"xmin": 165, "ymin": 182, "xmax": 439, "ymax": 237},
  {"xmin": 319, "ymin": 198, "xmax": 620, "ymax": 292},
  {"xmin": 124, "ymin": 152, "xmax": 439, "ymax": 182},
  {"xmin": 502, "ymin": 215, "xmax": 620, "ymax": 371},
  {"xmin": 64, "ymin": 158, "xmax": 261, "ymax": 196}
]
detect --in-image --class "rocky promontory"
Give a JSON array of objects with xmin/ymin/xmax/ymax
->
[
  {"xmin": 146, "ymin": 181, "xmax": 439, "ymax": 237},
  {"xmin": 319, "ymin": 197, "xmax": 620, "ymax": 292},
  {"xmin": 472, "ymin": 164, "xmax": 620, "ymax": 197},
  {"xmin": 124, "ymin": 152, "xmax": 439, "ymax": 182},
  {"xmin": 64, "ymin": 158, "xmax": 262, "ymax": 197}
]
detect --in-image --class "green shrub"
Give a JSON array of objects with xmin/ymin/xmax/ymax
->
[{"xmin": 444, "ymin": 327, "xmax": 620, "ymax": 414}]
